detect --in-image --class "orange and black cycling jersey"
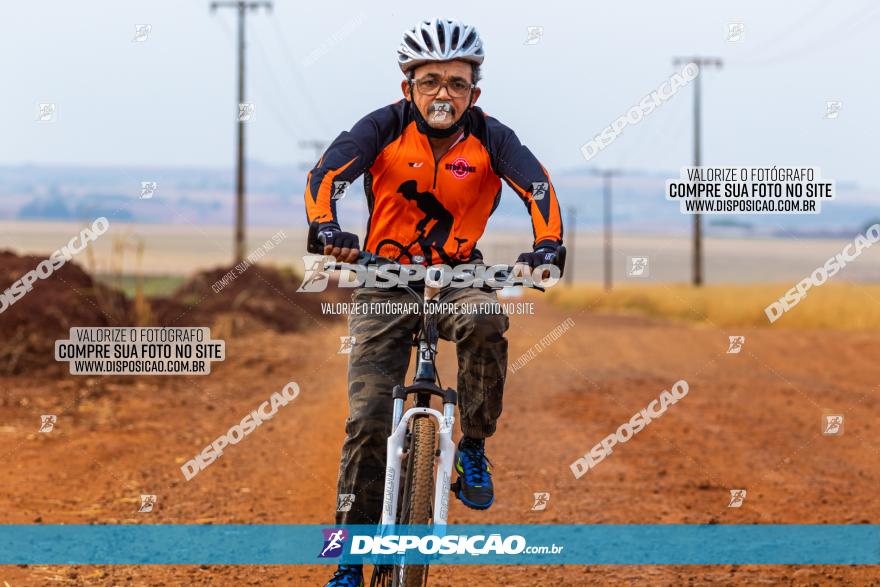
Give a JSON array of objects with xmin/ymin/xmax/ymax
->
[{"xmin": 304, "ymin": 99, "xmax": 563, "ymax": 265}]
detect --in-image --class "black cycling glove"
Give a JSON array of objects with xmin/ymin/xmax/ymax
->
[
  {"xmin": 516, "ymin": 240, "xmax": 560, "ymax": 269},
  {"xmin": 319, "ymin": 228, "xmax": 360, "ymax": 251}
]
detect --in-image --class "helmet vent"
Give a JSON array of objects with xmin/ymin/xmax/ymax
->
[
  {"xmin": 405, "ymin": 37, "xmax": 421, "ymax": 52},
  {"xmin": 437, "ymin": 24, "xmax": 446, "ymax": 52},
  {"xmin": 463, "ymin": 30, "xmax": 476, "ymax": 49}
]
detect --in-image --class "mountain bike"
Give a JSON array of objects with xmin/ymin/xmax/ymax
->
[{"xmin": 307, "ymin": 223, "xmax": 565, "ymax": 586}]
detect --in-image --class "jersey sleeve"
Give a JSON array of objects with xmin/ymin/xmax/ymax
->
[
  {"xmin": 485, "ymin": 116, "xmax": 563, "ymax": 248},
  {"xmin": 303, "ymin": 103, "xmax": 402, "ymax": 232}
]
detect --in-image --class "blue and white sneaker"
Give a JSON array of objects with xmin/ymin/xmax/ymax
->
[
  {"xmin": 454, "ymin": 436, "xmax": 494, "ymax": 510},
  {"xmin": 324, "ymin": 564, "xmax": 363, "ymax": 587}
]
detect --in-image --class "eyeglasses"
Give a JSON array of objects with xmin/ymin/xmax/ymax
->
[{"xmin": 412, "ymin": 77, "xmax": 475, "ymax": 98}]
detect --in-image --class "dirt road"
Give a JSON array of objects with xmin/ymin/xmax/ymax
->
[{"xmin": 1, "ymin": 299, "xmax": 879, "ymax": 585}]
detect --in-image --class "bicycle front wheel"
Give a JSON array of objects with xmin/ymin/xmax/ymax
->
[{"xmin": 394, "ymin": 416, "xmax": 436, "ymax": 587}]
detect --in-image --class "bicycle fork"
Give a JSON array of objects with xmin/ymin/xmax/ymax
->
[
  {"xmin": 379, "ymin": 385, "xmax": 456, "ymax": 527},
  {"xmin": 380, "ymin": 280, "xmax": 457, "ymax": 528}
]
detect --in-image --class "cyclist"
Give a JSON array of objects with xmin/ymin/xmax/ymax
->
[{"xmin": 307, "ymin": 18, "xmax": 563, "ymax": 587}]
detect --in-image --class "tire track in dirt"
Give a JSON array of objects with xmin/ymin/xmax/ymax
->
[{"xmin": 1, "ymin": 303, "xmax": 879, "ymax": 585}]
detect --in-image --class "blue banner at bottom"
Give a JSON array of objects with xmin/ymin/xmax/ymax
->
[{"xmin": 1, "ymin": 524, "xmax": 878, "ymax": 565}]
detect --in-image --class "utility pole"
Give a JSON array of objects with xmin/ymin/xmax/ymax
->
[
  {"xmin": 588, "ymin": 169, "xmax": 622, "ymax": 291},
  {"xmin": 673, "ymin": 56, "xmax": 722, "ymax": 287},
  {"xmin": 565, "ymin": 206, "xmax": 576, "ymax": 286},
  {"xmin": 211, "ymin": 1, "xmax": 272, "ymax": 264},
  {"xmin": 602, "ymin": 172, "xmax": 613, "ymax": 292}
]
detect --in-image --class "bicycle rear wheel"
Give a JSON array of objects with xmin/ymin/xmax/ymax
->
[{"xmin": 393, "ymin": 416, "xmax": 435, "ymax": 587}]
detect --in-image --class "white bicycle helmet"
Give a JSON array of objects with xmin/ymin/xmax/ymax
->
[{"xmin": 397, "ymin": 18, "xmax": 485, "ymax": 73}]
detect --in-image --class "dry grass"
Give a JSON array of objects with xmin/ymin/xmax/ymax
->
[{"xmin": 545, "ymin": 283, "xmax": 880, "ymax": 330}]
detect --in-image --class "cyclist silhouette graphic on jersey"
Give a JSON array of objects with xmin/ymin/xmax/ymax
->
[{"xmin": 397, "ymin": 179, "xmax": 455, "ymax": 263}]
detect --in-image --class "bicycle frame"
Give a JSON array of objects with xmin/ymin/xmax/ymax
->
[{"xmin": 380, "ymin": 276, "xmax": 457, "ymax": 528}]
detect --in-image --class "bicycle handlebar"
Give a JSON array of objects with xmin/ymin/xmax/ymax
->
[{"xmin": 306, "ymin": 221, "xmax": 565, "ymax": 292}]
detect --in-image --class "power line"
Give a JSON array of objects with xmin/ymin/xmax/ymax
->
[
  {"xmin": 733, "ymin": 0, "xmax": 828, "ymax": 58},
  {"xmin": 214, "ymin": 8, "xmax": 315, "ymax": 174},
  {"xmin": 210, "ymin": 0, "xmax": 272, "ymax": 264},
  {"xmin": 731, "ymin": 2, "xmax": 880, "ymax": 66},
  {"xmin": 267, "ymin": 17, "xmax": 332, "ymax": 137},
  {"xmin": 248, "ymin": 30, "xmax": 317, "ymax": 140},
  {"xmin": 614, "ymin": 88, "xmax": 689, "ymax": 171}
]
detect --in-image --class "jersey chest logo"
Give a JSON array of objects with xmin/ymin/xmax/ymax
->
[{"xmin": 445, "ymin": 157, "xmax": 476, "ymax": 179}]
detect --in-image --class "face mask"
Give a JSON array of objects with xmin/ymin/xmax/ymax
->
[
  {"xmin": 410, "ymin": 82, "xmax": 472, "ymax": 138},
  {"xmin": 428, "ymin": 101, "xmax": 453, "ymax": 123}
]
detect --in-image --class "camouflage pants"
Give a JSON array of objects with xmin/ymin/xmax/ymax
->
[{"xmin": 335, "ymin": 285, "xmax": 509, "ymax": 525}]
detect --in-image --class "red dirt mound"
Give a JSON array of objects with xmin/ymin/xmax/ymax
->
[
  {"xmin": 0, "ymin": 252, "xmax": 345, "ymax": 375},
  {"xmin": 148, "ymin": 264, "xmax": 344, "ymax": 337},
  {"xmin": 0, "ymin": 250, "xmax": 130, "ymax": 375}
]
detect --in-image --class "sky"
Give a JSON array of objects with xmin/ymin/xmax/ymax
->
[{"xmin": 4, "ymin": 0, "xmax": 879, "ymax": 191}]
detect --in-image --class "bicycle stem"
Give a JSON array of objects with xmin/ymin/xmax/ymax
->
[{"xmin": 413, "ymin": 284, "xmax": 442, "ymax": 385}]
